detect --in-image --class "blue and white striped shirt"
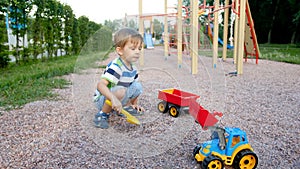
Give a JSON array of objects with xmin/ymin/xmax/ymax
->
[{"xmin": 101, "ymin": 57, "xmax": 138, "ymax": 88}]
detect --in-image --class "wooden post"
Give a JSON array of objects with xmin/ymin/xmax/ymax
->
[
  {"xmin": 177, "ymin": 0, "xmax": 183, "ymax": 68},
  {"xmin": 191, "ymin": 0, "xmax": 198, "ymax": 74},
  {"xmin": 236, "ymin": 0, "xmax": 246, "ymax": 74},
  {"xmin": 164, "ymin": 0, "xmax": 169, "ymax": 59},
  {"xmin": 212, "ymin": 0, "xmax": 219, "ymax": 68},
  {"xmin": 233, "ymin": 0, "xmax": 239, "ymax": 65},
  {"xmin": 222, "ymin": 0, "xmax": 229, "ymax": 61},
  {"xmin": 139, "ymin": 0, "xmax": 144, "ymax": 66}
]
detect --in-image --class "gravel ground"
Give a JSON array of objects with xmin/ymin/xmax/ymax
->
[{"xmin": 1, "ymin": 46, "xmax": 299, "ymax": 169}]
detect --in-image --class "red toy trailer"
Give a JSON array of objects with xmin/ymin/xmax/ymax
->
[
  {"xmin": 157, "ymin": 88, "xmax": 223, "ymax": 129},
  {"xmin": 157, "ymin": 88, "xmax": 200, "ymax": 117}
]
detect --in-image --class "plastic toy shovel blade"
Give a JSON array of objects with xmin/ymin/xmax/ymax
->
[{"xmin": 105, "ymin": 100, "xmax": 140, "ymax": 125}]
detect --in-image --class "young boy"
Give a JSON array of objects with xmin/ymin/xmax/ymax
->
[{"xmin": 94, "ymin": 28, "xmax": 145, "ymax": 129}]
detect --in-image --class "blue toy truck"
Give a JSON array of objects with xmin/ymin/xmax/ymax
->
[{"xmin": 193, "ymin": 126, "xmax": 258, "ymax": 169}]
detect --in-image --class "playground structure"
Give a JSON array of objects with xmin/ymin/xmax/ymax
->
[{"xmin": 133, "ymin": 0, "xmax": 259, "ymax": 75}]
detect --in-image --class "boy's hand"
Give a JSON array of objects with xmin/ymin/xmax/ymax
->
[
  {"xmin": 131, "ymin": 104, "xmax": 145, "ymax": 113},
  {"xmin": 111, "ymin": 96, "xmax": 122, "ymax": 113}
]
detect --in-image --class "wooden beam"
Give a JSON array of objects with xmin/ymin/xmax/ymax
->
[
  {"xmin": 191, "ymin": 0, "xmax": 198, "ymax": 74},
  {"xmin": 222, "ymin": 0, "xmax": 229, "ymax": 61},
  {"xmin": 237, "ymin": 0, "xmax": 246, "ymax": 74},
  {"xmin": 213, "ymin": 0, "xmax": 219, "ymax": 68},
  {"xmin": 177, "ymin": 0, "xmax": 183, "ymax": 68},
  {"xmin": 233, "ymin": 0, "xmax": 239, "ymax": 65},
  {"xmin": 164, "ymin": 0, "xmax": 169, "ymax": 59}
]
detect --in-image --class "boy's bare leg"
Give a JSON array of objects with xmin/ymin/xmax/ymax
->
[{"xmin": 103, "ymin": 88, "xmax": 126, "ymax": 114}]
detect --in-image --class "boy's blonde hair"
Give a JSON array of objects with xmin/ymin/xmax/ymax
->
[{"xmin": 114, "ymin": 28, "xmax": 143, "ymax": 48}]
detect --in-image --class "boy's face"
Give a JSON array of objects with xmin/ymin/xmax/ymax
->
[{"xmin": 117, "ymin": 40, "xmax": 142, "ymax": 64}]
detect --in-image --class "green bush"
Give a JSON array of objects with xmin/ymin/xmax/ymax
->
[{"xmin": 0, "ymin": 45, "xmax": 10, "ymax": 68}]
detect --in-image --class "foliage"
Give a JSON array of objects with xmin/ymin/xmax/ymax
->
[
  {"xmin": 153, "ymin": 19, "xmax": 163, "ymax": 40},
  {"xmin": 128, "ymin": 19, "xmax": 137, "ymax": 29},
  {"xmin": 0, "ymin": 0, "xmax": 10, "ymax": 68},
  {"xmin": 71, "ymin": 17, "xmax": 81, "ymax": 55},
  {"xmin": 31, "ymin": 0, "xmax": 45, "ymax": 60},
  {"xmin": 63, "ymin": 4, "xmax": 74, "ymax": 55},
  {"xmin": 1, "ymin": 0, "xmax": 105, "ymax": 64},
  {"xmin": 104, "ymin": 19, "xmax": 121, "ymax": 33},
  {"xmin": 8, "ymin": 0, "xmax": 33, "ymax": 63},
  {"xmin": 0, "ymin": 50, "xmax": 109, "ymax": 109},
  {"xmin": 181, "ymin": 0, "xmax": 300, "ymax": 44},
  {"xmin": 78, "ymin": 16, "xmax": 90, "ymax": 48}
]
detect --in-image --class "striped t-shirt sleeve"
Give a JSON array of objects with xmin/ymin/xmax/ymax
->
[{"xmin": 101, "ymin": 62, "xmax": 122, "ymax": 87}]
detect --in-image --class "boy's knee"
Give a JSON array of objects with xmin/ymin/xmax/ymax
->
[
  {"xmin": 133, "ymin": 81, "xmax": 143, "ymax": 90},
  {"xmin": 129, "ymin": 82, "xmax": 143, "ymax": 98},
  {"xmin": 112, "ymin": 87, "xmax": 126, "ymax": 100}
]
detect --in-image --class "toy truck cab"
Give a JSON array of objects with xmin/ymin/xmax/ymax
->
[{"xmin": 193, "ymin": 127, "xmax": 258, "ymax": 169}]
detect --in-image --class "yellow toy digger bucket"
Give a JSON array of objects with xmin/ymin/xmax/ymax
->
[{"xmin": 105, "ymin": 100, "xmax": 140, "ymax": 125}]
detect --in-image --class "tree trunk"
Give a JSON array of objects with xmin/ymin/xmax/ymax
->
[
  {"xmin": 267, "ymin": 0, "xmax": 280, "ymax": 44},
  {"xmin": 291, "ymin": 22, "xmax": 299, "ymax": 44},
  {"xmin": 15, "ymin": 31, "xmax": 19, "ymax": 64},
  {"xmin": 291, "ymin": 31, "xmax": 296, "ymax": 44}
]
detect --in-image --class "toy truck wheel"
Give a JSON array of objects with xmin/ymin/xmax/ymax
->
[
  {"xmin": 169, "ymin": 105, "xmax": 180, "ymax": 117},
  {"xmin": 233, "ymin": 149, "xmax": 258, "ymax": 169},
  {"xmin": 193, "ymin": 144, "xmax": 201, "ymax": 158},
  {"xmin": 157, "ymin": 101, "xmax": 168, "ymax": 113},
  {"xmin": 201, "ymin": 155, "xmax": 224, "ymax": 169}
]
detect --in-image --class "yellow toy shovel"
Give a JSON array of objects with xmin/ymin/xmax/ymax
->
[{"xmin": 105, "ymin": 100, "xmax": 140, "ymax": 125}]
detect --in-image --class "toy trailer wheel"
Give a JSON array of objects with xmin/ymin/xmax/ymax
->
[
  {"xmin": 157, "ymin": 101, "xmax": 168, "ymax": 113},
  {"xmin": 201, "ymin": 155, "xmax": 224, "ymax": 169},
  {"xmin": 233, "ymin": 150, "xmax": 258, "ymax": 169},
  {"xmin": 169, "ymin": 105, "xmax": 180, "ymax": 117}
]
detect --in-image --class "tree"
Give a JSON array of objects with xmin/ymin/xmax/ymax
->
[
  {"xmin": 288, "ymin": 0, "xmax": 300, "ymax": 44},
  {"xmin": 104, "ymin": 19, "xmax": 121, "ymax": 33},
  {"xmin": 43, "ymin": 0, "xmax": 58, "ymax": 58},
  {"xmin": 128, "ymin": 19, "xmax": 137, "ymax": 29},
  {"xmin": 267, "ymin": 0, "xmax": 280, "ymax": 44},
  {"xmin": 153, "ymin": 18, "xmax": 163, "ymax": 40},
  {"xmin": 63, "ymin": 4, "xmax": 74, "ymax": 55},
  {"xmin": 31, "ymin": 0, "xmax": 45, "ymax": 60},
  {"xmin": 8, "ymin": 0, "xmax": 33, "ymax": 63},
  {"xmin": 78, "ymin": 16, "xmax": 90, "ymax": 49},
  {"xmin": 71, "ymin": 17, "xmax": 80, "ymax": 55},
  {"xmin": 55, "ymin": 2, "xmax": 64, "ymax": 57},
  {"xmin": 0, "ymin": 0, "xmax": 10, "ymax": 68}
]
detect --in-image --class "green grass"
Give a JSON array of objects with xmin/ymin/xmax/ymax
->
[
  {"xmin": 0, "ymin": 51, "xmax": 109, "ymax": 110},
  {"xmin": 198, "ymin": 44, "xmax": 300, "ymax": 64},
  {"xmin": 259, "ymin": 44, "xmax": 300, "ymax": 64}
]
